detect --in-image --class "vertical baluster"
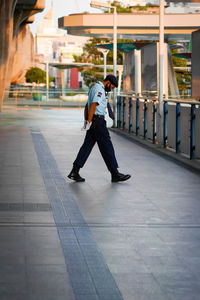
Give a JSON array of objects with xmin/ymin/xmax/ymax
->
[
  {"xmin": 144, "ymin": 99, "xmax": 147, "ymax": 139},
  {"xmin": 123, "ymin": 97, "xmax": 126, "ymax": 130},
  {"xmin": 190, "ymin": 104, "xmax": 195, "ymax": 159},
  {"xmin": 129, "ymin": 97, "xmax": 132, "ymax": 133},
  {"xmin": 163, "ymin": 101, "xmax": 168, "ymax": 147},
  {"xmin": 136, "ymin": 98, "xmax": 139, "ymax": 136},
  {"xmin": 117, "ymin": 96, "xmax": 121, "ymax": 128},
  {"xmin": 176, "ymin": 103, "xmax": 180, "ymax": 153}
]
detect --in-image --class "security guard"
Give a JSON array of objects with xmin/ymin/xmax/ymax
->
[{"xmin": 68, "ymin": 74, "xmax": 131, "ymax": 182}]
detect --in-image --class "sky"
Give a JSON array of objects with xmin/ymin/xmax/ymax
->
[
  {"xmin": 29, "ymin": 0, "xmax": 200, "ymax": 35},
  {"xmin": 29, "ymin": 0, "xmax": 104, "ymax": 34}
]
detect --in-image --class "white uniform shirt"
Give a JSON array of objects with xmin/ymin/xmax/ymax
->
[{"xmin": 88, "ymin": 81, "xmax": 107, "ymax": 116}]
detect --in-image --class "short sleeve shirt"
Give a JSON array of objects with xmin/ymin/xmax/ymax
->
[{"xmin": 88, "ymin": 81, "xmax": 107, "ymax": 115}]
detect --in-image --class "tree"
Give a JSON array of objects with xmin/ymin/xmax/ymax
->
[
  {"xmin": 73, "ymin": 37, "xmax": 133, "ymax": 87},
  {"xmin": 25, "ymin": 67, "xmax": 53, "ymax": 85}
]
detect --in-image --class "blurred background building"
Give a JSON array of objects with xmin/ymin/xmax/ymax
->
[{"xmin": 34, "ymin": 3, "xmax": 89, "ymax": 89}]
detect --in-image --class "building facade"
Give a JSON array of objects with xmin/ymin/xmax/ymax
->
[{"xmin": 35, "ymin": 4, "xmax": 88, "ymax": 89}]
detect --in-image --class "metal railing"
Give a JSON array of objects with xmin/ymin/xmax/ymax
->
[
  {"xmin": 117, "ymin": 94, "xmax": 200, "ymax": 160},
  {"xmin": 4, "ymin": 87, "xmax": 89, "ymax": 108}
]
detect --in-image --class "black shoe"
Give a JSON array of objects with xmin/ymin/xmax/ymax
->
[
  {"xmin": 68, "ymin": 165, "xmax": 85, "ymax": 182},
  {"xmin": 111, "ymin": 171, "xmax": 131, "ymax": 182}
]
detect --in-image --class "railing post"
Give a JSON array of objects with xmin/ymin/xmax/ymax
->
[
  {"xmin": 176, "ymin": 103, "xmax": 180, "ymax": 153},
  {"xmin": 128, "ymin": 97, "xmax": 132, "ymax": 133},
  {"xmin": 153, "ymin": 100, "xmax": 157, "ymax": 144},
  {"xmin": 122, "ymin": 97, "xmax": 126, "ymax": 130},
  {"xmin": 143, "ymin": 99, "xmax": 147, "ymax": 139},
  {"xmin": 117, "ymin": 96, "xmax": 121, "ymax": 128},
  {"xmin": 163, "ymin": 101, "xmax": 168, "ymax": 147},
  {"xmin": 136, "ymin": 97, "xmax": 139, "ymax": 136},
  {"xmin": 190, "ymin": 104, "xmax": 195, "ymax": 159}
]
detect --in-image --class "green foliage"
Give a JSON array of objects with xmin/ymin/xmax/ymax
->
[
  {"xmin": 170, "ymin": 46, "xmax": 191, "ymax": 92},
  {"xmin": 134, "ymin": 5, "xmax": 147, "ymax": 11},
  {"xmin": 115, "ymin": 5, "xmax": 132, "ymax": 13},
  {"xmin": 105, "ymin": 4, "xmax": 132, "ymax": 13},
  {"xmin": 104, "ymin": 2, "xmax": 152, "ymax": 13},
  {"xmin": 25, "ymin": 67, "xmax": 53, "ymax": 85},
  {"xmin": 73, "ymin": 37, "xmax": 133, "ymax": 87}
]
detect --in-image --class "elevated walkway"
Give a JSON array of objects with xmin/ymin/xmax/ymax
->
[{"xmin": 0, "ymin": 107, "xmax": 200, "ymax": 300}]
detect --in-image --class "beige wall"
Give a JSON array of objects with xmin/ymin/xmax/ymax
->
[{"xmin": 11, "ymin": 25, "xmax": 34, "ymax": 84}]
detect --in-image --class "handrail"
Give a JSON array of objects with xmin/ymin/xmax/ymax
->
[
  {"xmin": 118, "ymin": 93, "xmax": 200, "ymax": 105},
  {"xmin": 117, "ymin": 94, "xmax": 200, "ymax": 160},
  {"xmin": 164, "ymin": 98, "xmax": 200, "ymax": 105}
]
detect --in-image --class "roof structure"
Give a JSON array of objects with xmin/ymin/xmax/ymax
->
[{"xmin": 58, "ymin": 13, "xmax": 200, "ymax": 41}]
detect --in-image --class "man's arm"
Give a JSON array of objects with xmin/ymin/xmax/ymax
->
[
  {"xmin": 88, "ymin": 102, "xmax": 97, "ymax": 123},
  {"xmin": 84, "ymin": 103, "xmax": 88, "ymax": 120}
]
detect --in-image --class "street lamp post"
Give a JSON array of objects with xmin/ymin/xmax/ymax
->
[
  {"xmin": 46, "ymin": 61, "xmax": 49, "ymax": 101},
  {"xmin": 113, "ymin": 5, "xmax": 117, "ymax": 126},
  {"xmin": 97, "ymin": 48, "xmax": 109, "ymax": 78},
  {"xmin": 90, "ymin": 1, "xmax": 117, "ymax": 125},
  {"xmin": 158, "ymin": 0, "xmax": 164, "ymax": 143}
]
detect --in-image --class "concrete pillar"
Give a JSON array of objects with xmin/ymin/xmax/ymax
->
[
  {"xmin": 0, "ymin": 0, "xmax": 17, "ymax": 111},
  {"xmin": 156, "ymin": 42, "xmax": 168, "ymax": 144},
  {"xmin": 192, "ymin": 29, "xmax": 200, "ymax": 98},
  {"xmin": 134, "ymin": 49, "xmax": 141, "ymax": 95},
  {"xmin": 0, "ymin": 0, "xmax": 45, "ymax": 111}
]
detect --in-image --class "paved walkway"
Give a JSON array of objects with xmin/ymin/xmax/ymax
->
[{"xmin": 0, "ymin": 107, "xmax": 200, "ymax": 300}]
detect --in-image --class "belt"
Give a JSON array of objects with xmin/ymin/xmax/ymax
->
[{"xmin": 93, "ymin": 114, "xmax": 105, "ymax": 120}]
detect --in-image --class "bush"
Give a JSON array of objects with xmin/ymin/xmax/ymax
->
[{"xmin": 25, "ymin": 67, "xmax": 53, "ymax": 85}]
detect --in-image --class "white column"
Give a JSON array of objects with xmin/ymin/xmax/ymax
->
[
  {"xmin": 159, "ymin": 0, "xmax": 164, "ymax": 115},
  {"xmin": 134, "ymin": 49, "xmax": 141, "ymax": 95},
  {"xmin": 103, "ymin": 51, "xmax": 108, "ymax": 78},
  {"xmin": 113, "ymin": 7, "xmax": 117, "ymax": 79},
  {"xmin": 46, "ymin": 62, "xmax": 49, "ymax": 101},
  {"xmin": 113, "ymin": 7, "xmax": 117, "ymax": 126},
  {"xmin": 61, "ymin": 70, "xmax": 64, "ymax": 97},
  {"xmin": 117, "ymin": 65, "xmax": 123, "ymax": 96},
  {"xmin": 157, "ymin": 0, "xmax": 165, "ymax": 144},
  {"xmin": 98, "ymin": 48, "xmax": 109, "ymax": 78},
  {"xmin": 164, "ymin": 43, "xmax": 168, "ymax": 99}
]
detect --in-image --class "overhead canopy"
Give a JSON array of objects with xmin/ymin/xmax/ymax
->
[
  {"xmin": 95, "ymin": 42, "xmax": 185, "ymax": 53},
  {"xmin": 172, "ymin": 53, "xmax": 192, "ymax": 59},
  {"xmin": 95, "ymin": 42, "xmax": 152, "ymax": 53},
  {"xmin": 47, "ymin": 62, "xmax": 93, "ymax": 69},
  {"xmin": 175, "ymin": 70, "xmax": 191, "ymax": 74}
]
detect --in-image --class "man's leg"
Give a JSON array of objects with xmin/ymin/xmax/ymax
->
[
  {"xmin": 96, "ymin": 121, "xmax": 119, "ymax": 171},
  {"xmin": 96, "ymin": 121, "xmax": 131, "ymax": 182},
  {"xmin": 68, "ymin": 129, "xmax": 96, "ymax": 182},
  {"xmin": 73, "ymin": 129, "xmax": 96, "ymax": 168}
]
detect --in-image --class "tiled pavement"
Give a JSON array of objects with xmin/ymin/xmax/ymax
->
[{"xmin": 0, "ymin": 107, "xmax": 200, "ymax": 300}]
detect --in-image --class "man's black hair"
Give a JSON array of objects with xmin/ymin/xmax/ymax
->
[{"xmin": 104, "ymin": 74, "xmax": 118, "ymax": 88}]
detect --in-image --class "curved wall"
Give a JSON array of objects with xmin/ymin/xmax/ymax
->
[{"xmin": 0, "ymin": 0, "xmax": 44, "ymax": 111}]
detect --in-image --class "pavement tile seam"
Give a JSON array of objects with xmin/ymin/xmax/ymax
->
[
  {"xmin": 31, "ymin": 129, "xmax": 123, "ymax": 300},
  {"xmin": 0, "ymin": 203, "xmax": 51, "ymax": 212}
]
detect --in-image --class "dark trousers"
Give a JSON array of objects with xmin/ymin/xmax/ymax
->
[{"xmin": 74, "ymin": 118, "xmax": 119, "ymax": 172}]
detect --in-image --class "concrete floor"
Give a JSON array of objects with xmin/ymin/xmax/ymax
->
[{"xmin": 0, "ymin": 107, "xmax": 200, "ymax": 300}]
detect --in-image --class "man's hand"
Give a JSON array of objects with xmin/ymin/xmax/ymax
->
[{"xmin": 81, "ymin": 121, "xmax": 91, "ymax": 131}]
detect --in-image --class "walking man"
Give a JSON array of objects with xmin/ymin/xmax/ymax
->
[{"xmin": 68, "ymin": 74, "xmax": 131, "ymax": 183}]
